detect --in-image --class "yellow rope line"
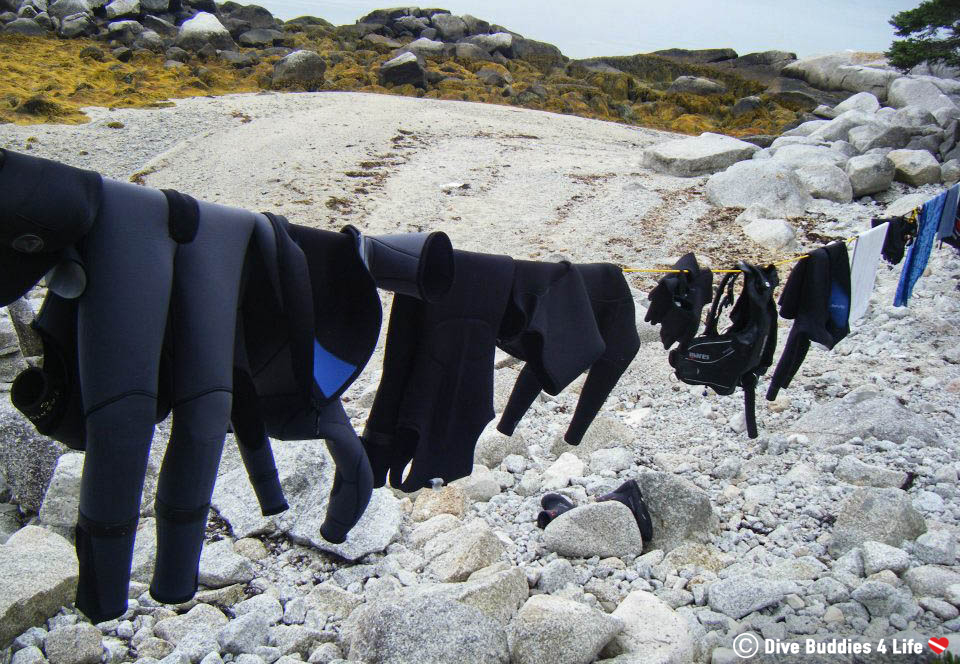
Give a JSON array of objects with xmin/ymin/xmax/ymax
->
[{"xmin": 622, "ymin": 234, "xmax": 865, "ymax": 276}]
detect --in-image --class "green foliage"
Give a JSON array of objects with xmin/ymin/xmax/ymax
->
[{"xmin": 887, "ymin": 0, "xmax": 960, "ymax": 71}]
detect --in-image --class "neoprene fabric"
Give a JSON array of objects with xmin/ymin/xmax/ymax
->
[
  {"xmin": 497, "ymin": 262, "xmax": 641, "ymax": 444},
  {"xmin": 363, "ymin": 250, "xmax": 515, "ymax": 492},
  {"xmin": 766, "ymin": 243, "xmax": 851, "ymax": 401},
  {"xmin": 76, "ymin": 178, "xmax": 256, "ymax": 620},
  {"xmin": 537, "ymin": 493, "xmax": 574, "ymax": 529},
  {"xmin": 231, "ymin": 216, "xmax": 383, "ymax": 544},
  {"xmin": 497, "ymin": 260, "xmax": 604, "ymax": 396},
  {"xmin": 598, "ymin": 479, "xmax": 653, "ymax": 542},
  {"xmin": 644, "ymin": 253, "xmax": 714, "ymax": 350},
  {"xmin": 938, "ymin": 184, "xmax": 959, "ymax": 241},
  {"xmin": 0, "ymin": 149, "xmax": 101, "ymax": 307}
]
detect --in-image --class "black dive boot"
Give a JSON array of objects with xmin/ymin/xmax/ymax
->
[
  {"xmin": 598, "ymin": 479, "xmax": 653, "ymax": 542},
  {"xmin": 537, "ymin": 492, "xmax": 575, "ymax": 529}
]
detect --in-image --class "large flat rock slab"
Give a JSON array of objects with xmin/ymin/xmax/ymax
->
[{"xmin": 642, "ymin": 132, "xmax": 759, "ymax": 177}]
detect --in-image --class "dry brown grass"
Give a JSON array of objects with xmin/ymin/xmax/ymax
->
[{"xmin": 0, "ymin": 34, "xmax": 271, "ymax": 124}]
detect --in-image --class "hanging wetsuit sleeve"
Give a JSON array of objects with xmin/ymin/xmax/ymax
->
[
  {"xmin": 313, "ymin": 400, "xmax": 374, "ymax": 544},
  {"xmin": 565, "ymin": 265, "xmax": 641, "ymax": 444},
  {"xmin": 362, "ymin": 294, "xmax": 424, "ymax": 487},
  {"xmin": 231, "ymin": 367, "xmax": 288, "ymax": 516},
  {"xmin": 497, "ymin": 364, "xmax": 545, "ymax": 437}
]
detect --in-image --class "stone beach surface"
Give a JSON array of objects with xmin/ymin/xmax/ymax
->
[{"xmin": 0, "ymin": 76, "xmax": 959, "ymax": 664}]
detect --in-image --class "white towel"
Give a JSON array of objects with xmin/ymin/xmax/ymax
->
[{"xmin": 848, "ymin": 223, "xmax": 888, "ymax": 323}]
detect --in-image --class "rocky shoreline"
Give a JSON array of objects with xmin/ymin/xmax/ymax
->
[{"xmin": 0, "ymin": 1, "xmax": 873, "ymax": 136}]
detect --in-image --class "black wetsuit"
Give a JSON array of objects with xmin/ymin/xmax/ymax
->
[
  {"xmin": 231, "ymin": 215, "xmax": 383, "ymax": 545},
  {"xmin": 766, "ymin": 243, "xmax": 850, "ymax": 401},
  {"xmin": 497, "ymin": 262, "xmax": 641, "ymax": 444},
  {"xmin": 362, "ymin": 250, "xmax": 515, "ymax": 492}
]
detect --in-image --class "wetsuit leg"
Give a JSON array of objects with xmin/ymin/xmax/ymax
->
[
  {"xmin": 231, "ymin": 367, "xmax": 288, "ymax": 516},
  {"xmin": 149, "ymin": 202, "xmax": 255, "ymax": 604},
  {"xmin": 76, "ymin": 179, "xmax": 177, "ymax": 623},
  {"xmin": 314, "ymin": 400, "xmax": 374, "ymax": 544}
]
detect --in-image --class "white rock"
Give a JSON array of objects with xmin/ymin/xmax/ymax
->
[
  {"xmin": 43, "ymin": 624, "xmax": 102, "ymax": 664},
  {"xmin": 543, "ymin": 502, "xmax": 643, "ymax": 559},
  {"xmin": 888, "ymin": 77, "xmax": 957, "ymax": 114},
  {"xmin": 198, "ymin": 539, "xmax": 255, "ymax": 588},
  {"xmin": 848, "ymin": 123, "xmax": 912, "ymax": 153},
  {"xmin": 915, "ymin": 531, "xmax": 957, "ymax": 565},
  {"xmin": 829, "ymin": 488, "xmax": 927, "ymax": 556},
  {"xmin": 942, "ymin": 159, "xmax": 960, "ymax": 184},
  {"xmin": 589, "ymin": 447, "xmax": 633, "ymax": 474},
  {"xmin": 38, "ymin": 452, "xmax": 84, "ymax": 531},
  {"xmin": 423, "ymin": 520, "xmax": 505, "ymax": 582},
  {"xmin": 403, "ymin": 37, "xmax": 445, "ymax": 59},
  {"xmin": 510, "ymin": 595, "xmax": 623, "ymax": 664},
  {"xmin": 473, "ymin": 429, "xmax": 525, "ymax": 468},
  {"xmin": 600, "ymin": 590, "xmax": 693, "ymax": 662},
  {"xmin": 781, "ymin": 120, "xmax": 828, "ymax": 137},
  {"xmin": 808, "ymin": 109, "xmax": 876, "ymax": 143},
  {"xmin": 707, "ymin": 576, "xmax": 797, "ymax": 619},
  {"xmin": 542, "ymin": 452, "xmax": 585, "ymax": 490},
  {"xmin": 795, "ymin": 164, "xmax": 853, "ymax": 203},
  {"xmin": 834, "ymin": 92, "xmax": 880, "ymax": 114},
  {"xmin": 175, "ymin": 12, "xmax": 234, "ymax": 51},
  {"xmin": 0, "ymin": 526, "xmax": 78, "ymax": 647},
  {"xmin": 845, "ymin": 154, "xmax": 895, "ymax": 197},
  {"xmin": 892, "ymin": 105, "xmax": 938, "ymax": 128},
  {"xmin": 103, "ymin": 0, "xmax": 137, "ymax": 19},
  {"xmin": 771, "ymin": 143, "xmax": 847, "ymax": 170},
  {"xmin": 743, "ymin": 218, "xmax": 796, "ymax": 251},
  {"xmin": 886, "ymin": 149, "xmax": 942, "ymax": 186},
  {"xmin": 642, "ymin": 133, "xmax": 759, "ymax": 177},
  {"xmin": 885, "ymin": 193, "xmax": 930, "ymax": 219},
  {"xmin": 705, "ymin": 160, "xmax": 812, "ymax": 217},
  {"xmin": 834, "ymin": 456, "xmax": 907, "ymax": 488},
  {"xmin": 860, "ymin": 541, "xmax": 911, "ymax": 576}
]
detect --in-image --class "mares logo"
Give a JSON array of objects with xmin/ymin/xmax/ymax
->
[{"xmin": 687, "ymin": 352, "xmax": 711, "ymax": 361}]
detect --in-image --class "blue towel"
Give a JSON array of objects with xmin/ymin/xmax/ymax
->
[{"xmin": 894, "ymin": 191, "xmax": 946, "ymax": 306}]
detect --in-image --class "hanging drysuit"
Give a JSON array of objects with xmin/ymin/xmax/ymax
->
[
  {"xmin": 496, "ymin": 261, "xmax": 641, "ymax": 444},
  {"xmin": 362, "ymin": 250, "xmax": 516, "ymax": 492},
  {"xmin": 1, "ymin": 149, "xmax": 257, "ymax": 619},
  {"xmin": 766, "ymin": 243, "xmax": 850, "ymax": 402}
]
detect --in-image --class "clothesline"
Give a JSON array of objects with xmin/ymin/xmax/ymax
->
[{"xmin": 620, "ymin": 207, "xmax": 923, "ymax": 276}]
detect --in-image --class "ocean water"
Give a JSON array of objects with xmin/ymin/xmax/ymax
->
[{"xmin": 253, "ymin": 0, "xmax": 918, "ymax": 60}]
